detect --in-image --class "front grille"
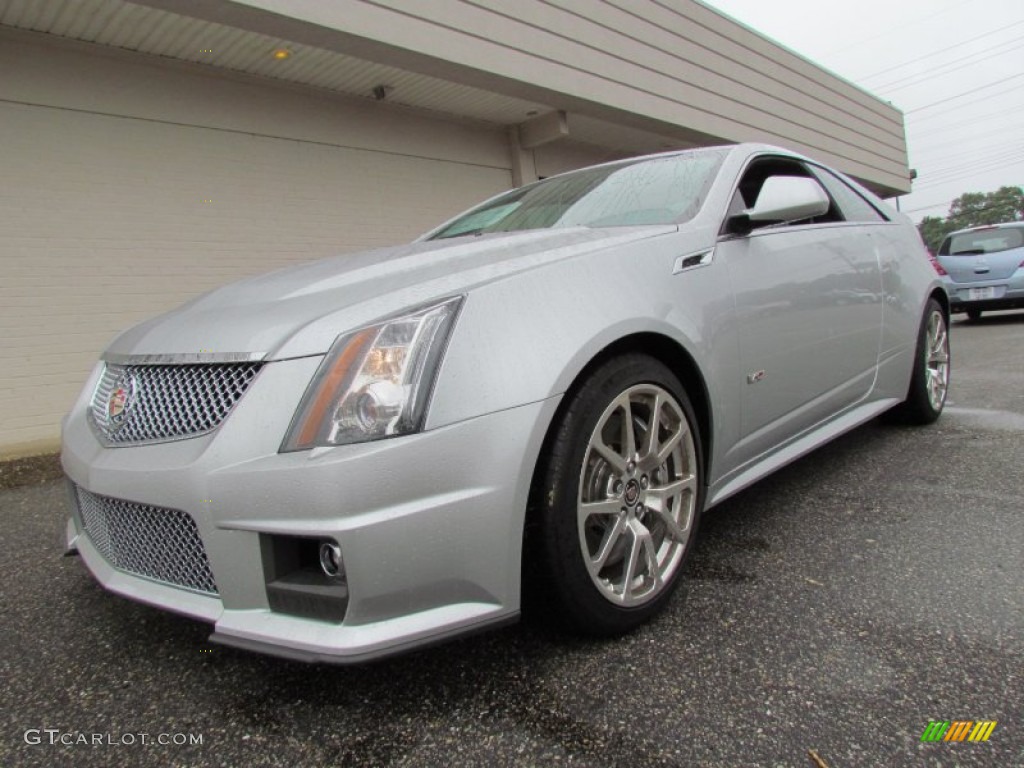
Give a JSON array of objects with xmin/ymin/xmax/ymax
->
[
  {"xmin": 90, "ymin": 362, "xmax": 261, "ymax": 445},
  {"xmin": 75, "ymin": 486, "xmax": 218, "ymax": 595}
]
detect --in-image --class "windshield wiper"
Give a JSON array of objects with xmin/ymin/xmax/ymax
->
[{"xmin": 433, "ymin": 229, "xmax": 487, "ymax": 240}]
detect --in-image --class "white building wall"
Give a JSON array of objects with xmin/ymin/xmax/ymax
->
[{"xmin": 0, "ymin": 31, "xmax": 517, "ymax": 456}]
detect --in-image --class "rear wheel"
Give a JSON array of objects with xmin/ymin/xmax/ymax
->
[
  {"xmin": 967, "ymin": 308, "xmax": 982, "ymax": 321},
  {"xmin": 528, "ymin": 355, "xmax": 704, "ymax": 636},
  {"xmin": 889, "ymin": 298, "xmax": 950, "ymax": 424}
]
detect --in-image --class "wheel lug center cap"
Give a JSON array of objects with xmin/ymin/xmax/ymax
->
[{"xmin": 623, "ymin": 479, "xmax": 641, "ymax": 506}]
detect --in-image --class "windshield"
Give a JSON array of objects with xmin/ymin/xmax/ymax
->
[
  {"xmin": 940, "ymin": 226, "xmax": 1024, "ymax": 255},
  {"xmin": 429, "ymin": 149, "xmax": 727, "ymax": 240}
]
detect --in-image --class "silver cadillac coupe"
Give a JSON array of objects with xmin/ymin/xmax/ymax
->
[{"xmin": 62, "ymin": 144, "xmax": 950, "ymax": 662}]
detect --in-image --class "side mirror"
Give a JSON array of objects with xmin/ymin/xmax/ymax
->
[{"xmin": 727, "ymin": 176, "xmax": 830, "ymax": 235}]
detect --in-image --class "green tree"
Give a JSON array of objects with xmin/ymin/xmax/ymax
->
[
  {"xmin": 947, "ymin": 186, "xmax": 1024, "ymax": 228},
  {"xmin": 918, "ymin": 215, "xmax": 953, "ymax": 253},
  {"xmin": 916, "ymin": 185, "xmax": 1023, "ymax": 252}
]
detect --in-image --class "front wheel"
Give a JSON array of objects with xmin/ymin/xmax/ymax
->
[
  {"xmin": 889, "ymin": 298, "xmax": 950, "ymax": 424},
  {"xmin": 527, "ymin": 355, "xmax": 704, "ymax": 636}
]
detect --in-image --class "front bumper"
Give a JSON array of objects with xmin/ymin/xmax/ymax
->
[{"xmin": 63, "ymin": 356, "xmax": 559, "ymax": 662}]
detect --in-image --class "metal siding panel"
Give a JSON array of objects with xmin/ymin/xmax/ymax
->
[
  {"xmin": 677, "ymin": 0, "xmax": 902, "ymax": 123},
  {"xmin": 546, "ymin": 0, "xmax": 905, "ymax": 148}
]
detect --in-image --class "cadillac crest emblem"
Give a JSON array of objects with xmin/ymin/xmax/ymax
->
[{"xmin": 107, "ymin": 373, "xmax": 136, "ymax": 430}]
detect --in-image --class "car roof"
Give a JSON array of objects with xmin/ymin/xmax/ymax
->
[{"xmin": 946, "ymin": 221, "xmax": 1024, "ymax": 237}]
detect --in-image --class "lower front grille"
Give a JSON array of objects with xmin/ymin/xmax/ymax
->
[{"xmin": 75, "ymin": 486, "xmax": 218, "ymax": 595}]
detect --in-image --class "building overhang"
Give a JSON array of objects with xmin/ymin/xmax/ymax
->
[{"xmin": 1, "ymin": 0, "xmax": 911, "ymax": 195}]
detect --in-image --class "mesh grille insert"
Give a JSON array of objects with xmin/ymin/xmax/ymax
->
[
  {"xmin": 90, "ymin": 362, "xmax": 261, "ymax": 445},
  {"xmin": 75, "ymin": 486, "xmax": 218, "ymax": 595}
]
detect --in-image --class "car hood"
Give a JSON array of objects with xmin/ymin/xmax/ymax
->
[{"xmin": 105, "ymin": 226, "xmax": 677, "ymax": 361}]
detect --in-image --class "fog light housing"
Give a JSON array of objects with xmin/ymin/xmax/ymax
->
[{"xmin": 261, "ymin": 535, "xmax": 348, "ymax": 623}]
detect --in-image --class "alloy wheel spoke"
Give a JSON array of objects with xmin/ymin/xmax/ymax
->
[
  {"xmin": 650, "ymin": 505, "xmax": 689, "ymax": 543},
  {"xmin": 620, "ymin": 523, "xmax": 644, "ymax": 598},
  {"xmin": 655, "ymin": 422, "xmax": 687, "ymax": 465},
  {"xmin": 926, "ymin": 368, "xmax": 945, "ymax": 408},
  {"xmin": 647, "ymin": 474, "xmax": 696, "ymax": 507},
  {"xmin": 639, "ymin": 392, "xmax": 662, "ymax": 460},
  {"xmin": 593, "ymin": 438, "xmax": 627, "ymax": 474},
  {"xmin": 589, "ymin": 514, "xmax": 626, "ymax": 575},
  {"xmin": 641, "ymin": 529, "xmax": 662, "ymax": 591},
  {"xmin": 579, "ymin": 498, "xmax": 624, "ymax": 527},
  {"xmin": 618, "ymin": 395, "xmax": 637, "ymax": 460}
]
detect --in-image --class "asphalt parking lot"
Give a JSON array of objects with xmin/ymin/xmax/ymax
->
[{"xmin": 2, "ymin": 312, "xmax": 1022, "ymax": 768}]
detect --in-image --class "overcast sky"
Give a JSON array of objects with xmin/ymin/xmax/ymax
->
[{"xmin": 703, "ymin": 0, "xmax": 1024, "ymax": 221}]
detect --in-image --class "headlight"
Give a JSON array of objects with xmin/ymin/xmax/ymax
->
[{"xmin": 281, "ymin": 297, "xmax": 462, "ymax": 451}]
